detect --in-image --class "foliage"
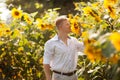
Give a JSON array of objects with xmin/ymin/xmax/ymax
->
[
  {"xmin": 6, "ymin": 0, "xmax": 95, "ymax": 16},
  {"xmin": 0, "ymin": 8, "xmax": 58, "ymax": 80},
  {"xmin": 73, "ymin": 0, "xmax": 120, "ymax": 63},
  {"xmin": 0, "ymin": 0, "xmax": 120, "ymax": 80},
  {"xmin": 77, "ymin": 55, "xmax": 120, "ymax": 80},
  {"xmin": 73, "ymin": 0, "xmax": 120, "ymax": 80}
]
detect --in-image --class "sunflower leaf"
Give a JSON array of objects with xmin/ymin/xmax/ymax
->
[
  {"xmin": 30, "ymin": 12, "xmax": 38, "ymax": 18},
  {"xmin": 101, "ymin": 40, "xmax": 116, "ymax": 57}
]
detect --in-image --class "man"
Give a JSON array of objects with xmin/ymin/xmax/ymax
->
[{"xmin": 43, "ymin": 15, "xmax": 84, "ymax": 80}]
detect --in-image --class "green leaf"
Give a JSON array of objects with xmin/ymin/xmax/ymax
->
[
  {"xmin": 53, "ymin": 8, "xmax": 61, "ymax": 11},
  {"xmin": 0, "ymin": 41, "xmax": 4, "ymax": 45},
  {"xmin": 35, "ymin": 3, "xmax": 43, "ymax": 9},
  {"xmin": 115, "ymin": 23, "xmax": 120, "ymax": 29},
  {"xmin": 78, "ymin": 77, "xmax": 84, "ymax": 80},
  {"xmin": 101, "ymin": 40, "xmax": 116, "ymax": 57},
  {"xmin": 30, "ymin": 12, "xmax": 38, "ymax": 17}
]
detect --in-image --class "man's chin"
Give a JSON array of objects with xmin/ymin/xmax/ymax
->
[
  {"xmin": 69, "ymin": 30, "xmax": 72, "ymax": 33},
  {"xmin": 68, "ymin": 31, "xmax": 72, "ymax": 34},
  {"xmin": 66, "ymin": 30, "xmax": 71, "ymax": 34}
]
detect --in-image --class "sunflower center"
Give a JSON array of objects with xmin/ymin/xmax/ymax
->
[
  {"xmin": 41, "ymin": 24, "xmax": 45, "ymax": 28},
  {"xmin": 26, "ymin": 17, "xmax": 31, "ymax": 22},
  {"xmin": 6, "ymin": 30, "xmax": 10, "ymax": 32},
  {"xmin": 15, "ymin": 11, "xmax": 19, "ymax": 16},
  {"xmin": 108, "ymin": 6, "xmax": 113, "ymax": 12}
]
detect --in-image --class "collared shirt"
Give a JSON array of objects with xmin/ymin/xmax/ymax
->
[{"xmin": 43, "ymin": 35, "xmax": 84, "ymax": 73}]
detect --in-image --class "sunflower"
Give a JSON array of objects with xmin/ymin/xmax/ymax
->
[
  {"xmin": 0, "ymin": 30, "xmax": 2, "ymax": 37},
  {"xmin": 104, "ymin": 0, "xmax": 117, "ymax": 19},
  {"xmin": 84, "ymin": 44, "xmax": 105, "ymax": 63},
  {"xmin": 109, "ymin": 0, "xmax": 118, "ymax": 4},
  {"xmin": 109, "ymin": 10, "xmax": 116, "ymax": 19},
  {"xmin": 109, "ymin": 54, "xmax": 119, "ymax": 64},
  {"xmin": 12, "ymin": 29, "xmax": 22, "ymax": 38},
  {"xmin": 23, "ymin": 13, "xmax": 33, "ymax": 25},
  {"xmin": 83, "ymin": 38, "xmax": 96, "ymax": 46},
  {"xmin": 11, "ymin": 8, "xmax": 22, "ymax": 19},
  {"xmin": 94, "ymin": 14, "xmax": 101, "ymax": 22},
  {"xmin": 69, "ymin": 15, "xmax": 81, "ymax": 35},
  {"xmin": 84, "ymin": 38, "xmax": 106, "ymax": 63},
  {"xmin": 83, "ymin": 6, "xmax": 93, "ymax": 15},
  {"xmin": 0, "ymin": 26, "xmax": 11, "ymax": 37},
  {"xmin": 71, "ymin": 21, "xmax": 80, "ymax": 35},
  {"xmin": 104, "ymin": 0, "xmax": 118, "ymax": 7},
  {"xmin": 81, "ymin": 31, "xmax": 89, "ymax": 38},
  {"xmin": 81, "ymin": 23, "xmax": 90, "ymax": 28},
  {"xmin": 45, "ymin": 24, "xmax": 54, "ymax": 30},
  {"xmin": 0, "ymin": 23, "xmax": 5, "ymax": 28},
  {"xmin": 5, "ymin": 27, "xmax": 11, "ymax": 36},
  {"xmin": 18, "ymin": 47, "xmax": 24, "ymax": 53},
  {"xmin": 36, "ymin": 18, "xmax": 43, "ymax": 27},
  {"xmin": 68, "ymin": 14, "xmax": 73, "ymax": 19},
  {"xmin": 74, "ymin": 2, "xmax": 80, "ymax": 10},
  {"xmin": 39, "ymin": 57, "xmax": 43, "ymax": 64},
  {"xmin": 104, "ymin": 0, "xmax": 110, "ymax": 8},
  {"xmin": 0, "ymin": 23, "xmax": 5, "ymax": 36},
  {"xmin": 36, "ymin": 18, "xmax": 44, "ymax": 30},
  {"xmin": 107, "ymin": 5, "xmax": 116, "ymax": 19},
  {"xmin": 91, "ymin": 2, "xmax": 100, "ymax": 8},
  {"xmin": 36, "ymin": 18, "xmax": 54, "ymax": 30},
  {"xmin": 40, "ymin": 24, "xmax": 47, "ymax": 31},
  {"xmin": 109, "ymin": 32, "xmax": 120, "ymax": 51},
  {"xmin": 83, "ymin": 6, "xmax": 101, "ymax": 22}
]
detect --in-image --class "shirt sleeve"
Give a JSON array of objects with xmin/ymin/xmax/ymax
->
[
  {"xmin": 74, "ymin": 38, "xmax": 84, "ymax": 53},
  {"xmin": 43, "ymin": 41, "xmax": 54, "ymax": 64}
]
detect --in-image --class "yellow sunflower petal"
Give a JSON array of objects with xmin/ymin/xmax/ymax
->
[
  {"xmin": 11, "ymin": 8, "xmax": 22, "ymax": 19},
  {"xmin": 109, "ymin": 32, "xmax": 120, "ymax": 51}
]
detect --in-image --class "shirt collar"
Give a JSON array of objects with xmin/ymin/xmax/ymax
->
[{"xmin": 52, "ymin": 34, "xmax": 71, "ymax": 41}]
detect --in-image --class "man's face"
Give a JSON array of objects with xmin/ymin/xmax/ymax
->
[{"xmin": 60, "ymin": 20, "xmax": 71, "ymax": 33}]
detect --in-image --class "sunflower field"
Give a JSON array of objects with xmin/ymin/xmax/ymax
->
[{"xmin": 0, "ymin": 0, "xmax": 120, "ymax": 80}]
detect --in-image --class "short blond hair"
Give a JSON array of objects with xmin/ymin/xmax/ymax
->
[{"xmin": 55, "ymin": 15, "xmax": 68, "ymax": 29}]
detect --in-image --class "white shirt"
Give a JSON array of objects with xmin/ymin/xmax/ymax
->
[{"xmin": 43, "ymin": 35, "xmax": 84, "ymax": 73}]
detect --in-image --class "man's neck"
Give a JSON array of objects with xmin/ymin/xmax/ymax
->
[
  {"xmin": 58, "ymin": 32, "xmax": 68, "ymax": 40},
  {"xmin": 57, "ymin": 32, "xmax": 68, "ymax": 45}
]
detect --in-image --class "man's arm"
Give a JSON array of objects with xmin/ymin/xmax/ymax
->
[
  {"xmin": 43, "ymin": 41, "xmax": 54, "ymax": 80},
  {"xmin": 43, "ymin": 64, "xmax": 51, "ymax": 80}
]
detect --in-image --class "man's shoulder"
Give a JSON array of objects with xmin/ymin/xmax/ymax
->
[
  {"xmin": 45, "ymin": 39, "xmax": 54, "ymax": 44},
  {"xmin": 45, "ymin": 36, "xmax": 57, "ymax": 45}
]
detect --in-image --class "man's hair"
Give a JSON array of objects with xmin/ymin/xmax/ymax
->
[{"xmin": 55, "ymin": 15, "xmax": 68, "ymax": 29}]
